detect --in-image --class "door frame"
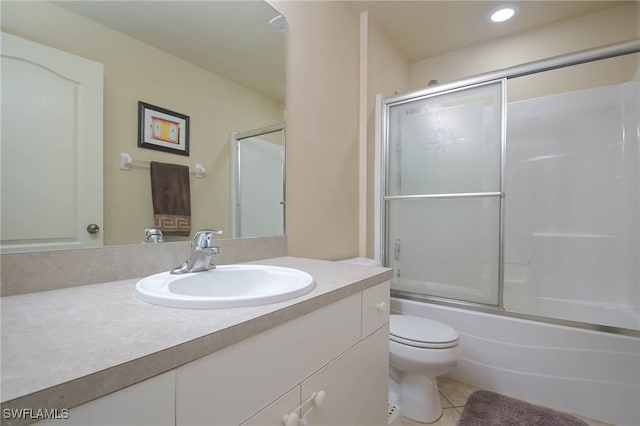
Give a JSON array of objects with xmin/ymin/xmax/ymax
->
[{"xmin": 379, "ymin": 79, "xmax": 506, "ymax": 307}]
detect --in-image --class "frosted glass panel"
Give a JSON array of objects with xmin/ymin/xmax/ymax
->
[
  {"xmin": 388, "ymin": 82, "xmax": 503, "ymax": 196},
  {"xmin": 388, "ymin": 197, "xmax": 500, "ymax": 305}
]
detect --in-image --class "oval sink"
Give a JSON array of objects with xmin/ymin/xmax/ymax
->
[{"xmin": 135, "ymin": 265, "xmax": 315, "ymax": 309}]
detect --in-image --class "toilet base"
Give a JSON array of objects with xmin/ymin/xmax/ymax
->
[{"xmin": 399, "ymin": 373, "xmax": 442, "ymax": 423}]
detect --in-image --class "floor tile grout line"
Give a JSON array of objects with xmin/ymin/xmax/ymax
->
[{"xmin": 439, "ymin": 390, "xmax": 455, "ymax": 408}]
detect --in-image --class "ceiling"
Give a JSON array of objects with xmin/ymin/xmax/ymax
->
[
  {"xmin": 52, "ymin": 1, "xmax": 631, "ymax": 100},
  {"xmin": 351, "ymin": 1, "xmax": 632, "ymax": 62},
  {"xmin": 53, "ymin": 1, "xmax": 286, "ymax": 102}
]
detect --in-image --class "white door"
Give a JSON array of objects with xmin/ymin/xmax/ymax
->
[{"xmin": 1, "ymin": 32, "xmax": 103, "ymax": 253}]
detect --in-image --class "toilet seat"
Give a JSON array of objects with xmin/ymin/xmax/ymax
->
[{"xmin": 390, "ymin": 315, "xmax": 459, "ymax": 349}]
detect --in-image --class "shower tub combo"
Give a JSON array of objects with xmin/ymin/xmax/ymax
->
[{"xmin": 377, "ymin": 39, "xmax": 640, "ymax": 426}]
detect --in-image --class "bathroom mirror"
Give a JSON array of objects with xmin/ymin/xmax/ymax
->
[{"xmin": 0, "ymin": 0, "xmax": 286, "ymax": 251}]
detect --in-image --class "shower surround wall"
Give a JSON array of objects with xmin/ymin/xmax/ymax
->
[{"xmin": 504, "ymin": 76, "xmax": 640, "ymax": 330}]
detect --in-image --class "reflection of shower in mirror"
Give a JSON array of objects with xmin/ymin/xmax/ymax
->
[{"xmin": 231, "ymin": 123, "xmax": 286, "ymax": 239}]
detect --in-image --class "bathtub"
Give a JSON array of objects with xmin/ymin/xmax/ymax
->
[{"xmin": 391, "ymin": 297, "xmax": 640, "ymax": 426}]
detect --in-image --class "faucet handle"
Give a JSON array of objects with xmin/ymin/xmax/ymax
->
[
  {"xmin": 144, "ymin": 228, "xmax": 164, "ymax": 244},
  {"xmin": 192, "ymin": 229, "xmax": 223, "ymax": 248}
]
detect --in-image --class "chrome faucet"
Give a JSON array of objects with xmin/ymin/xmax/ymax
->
[
  {"xmin": 144, "ymin": 228, "xmax": 164, "ymax": 244},
  {"xmin": 171, "ymin": 229, "xmax": 223, "ymax": 274}
]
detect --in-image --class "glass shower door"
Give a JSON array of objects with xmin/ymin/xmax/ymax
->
[
  {"xmin": 234, "ymin": 128, "xmax": 285, "ymax": 238},
  {"xmin": 385, "ymin": 80, "xmax": 504, "ymax": 305}
]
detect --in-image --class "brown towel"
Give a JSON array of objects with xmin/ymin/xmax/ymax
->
[{"xmin": 150, "ymin": 161, "xmax": 191, "ymax": 236}]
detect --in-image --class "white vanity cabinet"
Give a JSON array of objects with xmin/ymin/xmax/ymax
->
[
  {"xmin": 177, "ymin": 281, "xmax": 390, "ymax": 426},
  {"xmin": 33, "ymin": 281, "xmax": 390, "ymax": 426}
]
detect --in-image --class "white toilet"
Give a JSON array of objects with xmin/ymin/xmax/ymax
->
[{"xmin": 389, "ymin": 314, "xmax": 460, "ymax": 423}]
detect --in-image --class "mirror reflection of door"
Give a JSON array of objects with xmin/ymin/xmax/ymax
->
[
  {"xmin": 232, "ymin": 125, "xmax": 285, "ymax": 238},
  {"xmin": 1, "ymin": 32, "xmax": 104, "ymax": 253}
]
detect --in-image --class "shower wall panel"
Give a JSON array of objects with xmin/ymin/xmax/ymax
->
[{"xmin": 504, "ymin": 77, "xmax": 640, "ymax": 330}]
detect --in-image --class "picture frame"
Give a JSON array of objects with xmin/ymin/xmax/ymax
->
[{"xmin": 138, "ymin": 101, "xmax": 190, "ymax": 156}]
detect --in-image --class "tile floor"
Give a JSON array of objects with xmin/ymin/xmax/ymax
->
[{"xmin": 399, "ymin": 377, "xmax": 613, "ymax": 426}]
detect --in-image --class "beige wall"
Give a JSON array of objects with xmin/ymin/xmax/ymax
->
[
  {"xmin": 364, "ymin": 14, "xmax": 411, "ymax": 259},
  {"xmin": 268, "ymin": 2, "xmax": 411, "ymax": 261},
  {"xmin": 410, "ymin": 3, "xmax": 639, "ymax": 99},
  {"xmin": 271, "ymin": 1, "xmax": 361, "ymax": 260},
  {"xmin": 1, "ymin": 1, "xmax": 284, "ymax": 245}
]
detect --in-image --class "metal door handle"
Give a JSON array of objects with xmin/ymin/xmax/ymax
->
[{"xmin": 87, "ymin": 224, "xmax": 100, "ymax": 234}]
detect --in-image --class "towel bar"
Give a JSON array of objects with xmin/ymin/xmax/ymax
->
[{"xmin": 120, "ymin": 152, "xmax": 205, "ymax": 178}]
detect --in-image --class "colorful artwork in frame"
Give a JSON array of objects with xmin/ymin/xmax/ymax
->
[{"xmin": 138, "ymin": 101, "xmax": 190, "ymax": 156}]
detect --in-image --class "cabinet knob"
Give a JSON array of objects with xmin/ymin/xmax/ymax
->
[
  {"xmin": 283, "ymin": 390, "xmax": 327, "ymax": 425},
  {"xmin": 283, "ymin": 412, "xmax": 299, "ymax": 426},
  {"xmin": 314, "ymin": 390, "xmax": 326, "ymax": 407},
  {"xmin": 86, "ymin": 223, "xmax": 100, "ymax": 234},
  {"xmin": 375, "ymin": 301, "xmax": 386, "ymax": 313}
]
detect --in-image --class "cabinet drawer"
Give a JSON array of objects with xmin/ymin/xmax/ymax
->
[
  {"xmin": 176, "ymin": 293, "xmax": 361, "ymax": 425},
  {"xmin": 362, "ymin": 281, "xmax": 390, "ymax": 338}
]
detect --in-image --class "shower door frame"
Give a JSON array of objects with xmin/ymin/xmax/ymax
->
[
  {"xmin": 382, "ymin": 78, "xmax": 507, "ymax": 308},
  {"xmin": 378, "ymin": 38, "xmax": 640, "ymax": 337},
  {"xmin": 231, "ymin": 122, "xmax": 286, "ymax": 238}
]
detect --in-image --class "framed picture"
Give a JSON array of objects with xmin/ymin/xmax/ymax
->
[{"xmin": 138, "ymin": 102, "xmax": 190, "ymax": 156}]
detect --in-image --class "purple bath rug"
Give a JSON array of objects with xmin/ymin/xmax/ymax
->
[{"xmin": 457, "ymin": 390, "xmax": 588, "ymax": 426}]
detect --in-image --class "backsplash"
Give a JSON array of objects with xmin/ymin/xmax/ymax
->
[{"xmin": 0, "ymin": 236, "xmax": 286, "ymax": 296}]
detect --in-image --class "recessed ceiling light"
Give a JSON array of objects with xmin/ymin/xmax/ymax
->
[{"xmin": 489, "ymin": 4, "xmax": 519, "ymax": 23}]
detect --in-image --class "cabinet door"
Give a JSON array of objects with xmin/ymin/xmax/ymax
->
[
  {"xmin": 301, "ymin": 325, "xmax": 389, "ymax": 426},
  {"xmin": 34, "ymin": 371, "xmax": 175, "ymax": 426},
  {"xmin": 176, "ymin": 293, "xmax": 361, "ymax": 425},
  {"xmin": 242, "ymin": 386, "xmax": 300, "ymax": 426}
]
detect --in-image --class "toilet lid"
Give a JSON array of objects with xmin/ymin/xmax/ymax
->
[{"xmin": 390, "ymin": 315, "xmax": 459, "ymax": 349}]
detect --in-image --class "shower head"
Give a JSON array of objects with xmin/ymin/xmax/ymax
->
[{"xmin": 269, "ymin": 15, "xmax": 286, "ymax": 33}]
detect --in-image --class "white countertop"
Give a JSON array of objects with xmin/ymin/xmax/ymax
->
[{"xmin": 1, "ymin": 257, "xmax": 391, "ymax": 415}]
